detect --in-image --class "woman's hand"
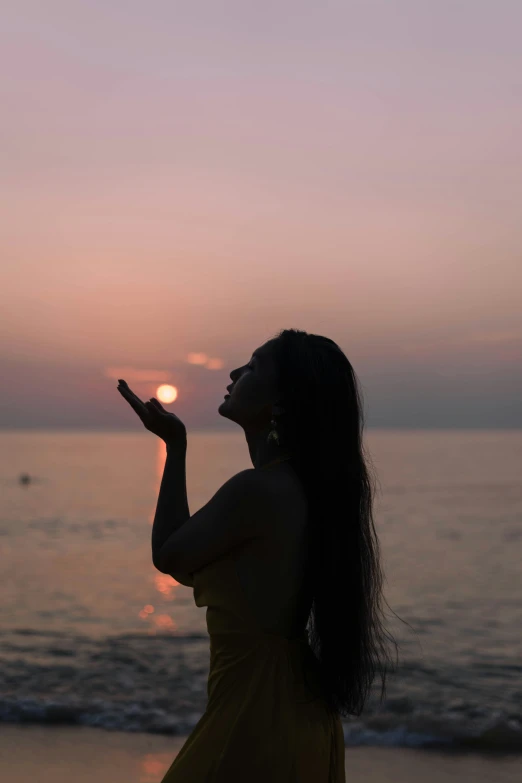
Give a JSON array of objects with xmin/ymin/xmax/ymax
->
[{"xmin": 117, "ymin": 379, "xmax": 187, "ymax": 448}]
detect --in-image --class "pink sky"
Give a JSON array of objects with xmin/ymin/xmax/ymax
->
[{"xmin": 1, "ymin": 1, "xmax": 521, "ymax": 429}]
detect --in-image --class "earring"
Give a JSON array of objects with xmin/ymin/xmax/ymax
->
[{"xmin": 267, "ymin": 417, "xmax": 280, "ymax": 445}]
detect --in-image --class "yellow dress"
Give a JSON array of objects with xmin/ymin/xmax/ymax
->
[{"xmin": 160, "ymin": 553, "xmax": 346, "ymax": 782}]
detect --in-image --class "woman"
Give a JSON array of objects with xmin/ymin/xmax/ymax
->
[{"xmin": 117, "ymin": 328, "xmax": 397, "ymax": 782}]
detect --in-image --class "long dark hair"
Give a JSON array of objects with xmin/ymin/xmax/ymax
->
[{"xmin": 270, "ymin": 328, "xmax": 399, "ymax": 718}]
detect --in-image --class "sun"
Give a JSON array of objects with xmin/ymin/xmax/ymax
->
[{"xmin": 156, "ymin": 384, "xmax": 178, "ymax": 404}]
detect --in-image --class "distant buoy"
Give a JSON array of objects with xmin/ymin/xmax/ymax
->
[{"xmin": 19, "ymin": 473, "xmax": 31, "ymax": 485}]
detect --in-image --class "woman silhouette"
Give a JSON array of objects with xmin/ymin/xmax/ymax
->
[{"xmin": 117, "ymin": 328, "xmax": 397, "ymax": 782}]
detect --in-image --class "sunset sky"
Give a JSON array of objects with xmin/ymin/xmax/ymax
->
[{"xmin": 1, "ymin": 1, "xmax": 521, "ymax": 430}]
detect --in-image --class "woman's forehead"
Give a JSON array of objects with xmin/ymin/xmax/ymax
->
[
  {"xmin": 253, "ymin": 339, "xmax": 276, "ymax": 359},
  {"xmin": 252, "ymin": 342, "xmax": 279, "ymax": 375}
]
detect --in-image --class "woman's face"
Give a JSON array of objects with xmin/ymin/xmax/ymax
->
[{"xmin": 218, "ymin": 340, "xmax": 279, "ymax": 428}]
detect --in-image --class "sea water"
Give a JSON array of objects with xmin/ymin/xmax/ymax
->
[{"xmin": 0, "ymin": 429, "xmax": 521, "ymax": 751}]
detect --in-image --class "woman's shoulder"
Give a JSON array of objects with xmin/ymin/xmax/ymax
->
[
  {"xmin": 225, "ymin": 464, "xmax": 308, "ymax": 534},
  {"xmin": 255, "ymin": 464, "xmax": 308, "ymax": 533}
]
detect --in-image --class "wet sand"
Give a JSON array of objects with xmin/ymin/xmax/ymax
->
[{"xmin": 1, "ymin": 724, "xmax": 522, "ymax": 782}]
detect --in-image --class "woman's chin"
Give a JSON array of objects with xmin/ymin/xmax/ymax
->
[{"xmin": 218, "ymin": 398, "xmax": 230, "ymax": 416}]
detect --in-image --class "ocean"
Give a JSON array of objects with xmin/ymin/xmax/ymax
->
[{"xmin": 1, "ymin": 429, "xmax": 521, "ymax": 753}]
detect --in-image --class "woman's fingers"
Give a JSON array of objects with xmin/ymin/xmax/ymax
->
[
  {"xmin": 149, "ymin": 397, "xmax": 167, "ymax": 413},
  {"xmin": 117, "ymin": 382, "xmax": 148, "ymax": 419},
  {"xmin": 117, "ymin": 380, "xmax": 143, "ymax": 404},
  {"xmin": 118, "ymin": 387, "xmax": 145, "ymax": 417}
]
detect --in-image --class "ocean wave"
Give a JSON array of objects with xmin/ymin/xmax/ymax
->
[
  {"xmin": 1, "ymin": 629, "xmax": 521, "ymax": 753},
  {"xmin": 1, "ymin": 695, "xmax": 521, "ymax": 752}
]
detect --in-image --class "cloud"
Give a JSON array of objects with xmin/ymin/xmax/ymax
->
[
  {"xmin": 186, "ymin": 353, "xmax": 208, "ymax": 365},
  {"xmin": 104, "ymin": 366, "xmax": 171, "ymax": 382},
  {"xmin": 186, "ymin": 353, "xmax": 224, "ymax": 370},
  {"xmin": 205, "ymin": 358, "xmax": 224, "ymax": 370}
]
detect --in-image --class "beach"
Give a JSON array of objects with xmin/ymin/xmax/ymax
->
[
  {"xmin": 2, "ymin": 724, "xmax": 522, "ymax": 783},
  {"xmin": 1, "ymin": 430, "xmax": 521, "ymax": 778}
]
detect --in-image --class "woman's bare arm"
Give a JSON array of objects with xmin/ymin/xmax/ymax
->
[
  {"xmin": 151, "ymin": 443, "xmax": 190, "ymax": 566},
  {"xmin": 115, "ymin": 380, "xmax": 193, "ymax": 584}
]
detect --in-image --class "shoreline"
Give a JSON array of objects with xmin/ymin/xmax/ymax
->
[{"xmin": 2, "ymin": 724, "xmax": 522, "ymax": 783}]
